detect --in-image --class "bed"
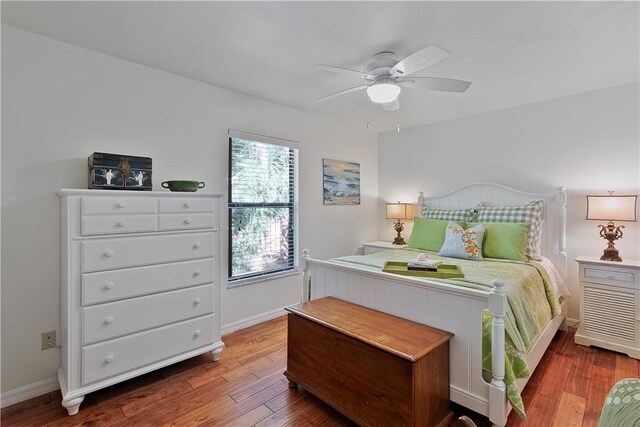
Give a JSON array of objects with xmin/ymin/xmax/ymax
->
[{"xmin": 300, "ymin": 183, "xmax": 569, "ymax": 427}]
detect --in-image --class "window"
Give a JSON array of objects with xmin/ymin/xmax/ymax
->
[{"xmin": 228, "ymin": 131, "xmax": 299, "ymax": 283}]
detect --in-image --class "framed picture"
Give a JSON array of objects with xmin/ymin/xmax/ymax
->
[{"xmin": 323, "ymin": 159, "xmax": 360, "ymax": 205}]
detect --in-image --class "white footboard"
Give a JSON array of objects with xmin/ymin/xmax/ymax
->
[{"xmin": 301, "ymin": 250, "xmax": 511, "ymax": 425}]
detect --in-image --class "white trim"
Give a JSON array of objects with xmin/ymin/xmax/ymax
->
[
  {"xmin": 221, "ymin": 307, "xmax": 286, "ymax": 335},
  {"xmin": 1, "ymin": 377, "xmax": 59, "ymax": 408},
  {"xmin": 227, "ymin": 269, "xmax": 300, "ymax": 289},
  {"xmin": 228, "ymin": 129, "xmax": 298, "ymax": 149}
]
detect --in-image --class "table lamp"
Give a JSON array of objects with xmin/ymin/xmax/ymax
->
[
  {"xmin": 386, "ymin": 202, "xmax": 414, "ymax": 245},
  {"xmin": 586, "ymin": 192, "xmax": 637, "ymax": 261}
]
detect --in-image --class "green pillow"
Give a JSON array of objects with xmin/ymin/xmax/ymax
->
[
  {"xmin": 468, "ymin": 222, "xmax": 530, "ymax": 261},
  {"xmin": 408, "ymin": 218, "xmax": 465, "ymax": 252}
]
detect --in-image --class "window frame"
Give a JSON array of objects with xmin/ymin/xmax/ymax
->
[{"xmin": 227, "ymin": 130, "xmax": 299, "ymax": 285}]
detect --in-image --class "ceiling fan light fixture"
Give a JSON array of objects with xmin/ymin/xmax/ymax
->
[{"xmin": 367, "ymin": 82, "xmax": 401, "ymax": 104}]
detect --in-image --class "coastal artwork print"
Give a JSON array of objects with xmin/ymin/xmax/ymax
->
[{"xmin": 323, "ymin": 159, "xmax": 361, "ymax": 205}]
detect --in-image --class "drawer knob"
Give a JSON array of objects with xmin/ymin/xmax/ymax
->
[
  {"xmin": 115, "ymin": 220, "xmax": 126, "ymax": 228},
  {"xmin": 104, "ymin": 250, "xmax": 115, "ymax": 258},
  {"xmin": 193, "ymin": 242, "xmax": 201, "ymax": 249},
  {"xmin": 105, "ymin": 355, "xmax": 115, "ymax": 363},
  {"xmin": 104, "ymin": 316, "xmax": 114, "ymax": 325},
  {"xmin": 105, "ymin": 282, "xmax": 114, "ymax": 290},
  {"xmin": 184, "ymin": 218, "xmax": 193, "ymax": 225},
  {"xmin": 184, "ymin": 202, "xmax": 192, "ymax": 208},
  {"xmin": 194, "ymin": 297, "xmax": 202, "ymax": 305},
  {"xmin": 193, "ymin": 269, "xmax": 201, "ymax": 277},
  {"xmin": 606, "ymin": 274, "xmax": 615, "ymax": 280},
  {"xmin": 116, "ymin": 202, "xmax": 125, "ymax": 209},
  {"xmin": 194, "ymin": 329, "xmax": 201, "ymax": 337}
]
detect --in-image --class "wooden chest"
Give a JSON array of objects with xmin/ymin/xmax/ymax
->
[{"xmin": 284, "ymin": 297, "xmax": 454, "ymax": 427}]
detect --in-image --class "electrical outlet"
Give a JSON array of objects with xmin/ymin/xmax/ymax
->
[{"xmin": 41, "ymin": 331, "xmax": 56, "ymax": 350}]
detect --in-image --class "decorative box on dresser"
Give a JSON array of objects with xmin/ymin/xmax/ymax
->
[
  {"xmin": 575, "ymin": 256, "xmax": 640, "ymax": 359},
  {"xmin": 57, "ymin": 189, "xmax": 224, "ymax": 415}
]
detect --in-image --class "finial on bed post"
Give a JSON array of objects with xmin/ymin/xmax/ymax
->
[
  {"xmin": 489, "ymin": 278, "xmax": 507, "ymax": 427},
  {"xmin": 418, "ymin": 191, "xmax": 425, "ymax": 209},
  {"xmin": 301, "ymin": 249, "xmax": 311, "ymax": 303}
]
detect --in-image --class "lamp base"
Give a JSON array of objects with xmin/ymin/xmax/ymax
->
[
  {"xmin": 601, "ymin": 248, "xmax": 622, "ymax": 262},
  {"xmin": 392, "ymin": 219, "xmax": 406, "ymax": 246},
  {"xmin": 598, "ymin": 222, "xmax": 625, "ymax": 262},
  {"xmin": 393, "ymin": 236, "xmax": 406, "ymax": 245}
]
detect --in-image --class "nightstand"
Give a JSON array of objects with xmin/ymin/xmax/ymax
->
[
  {"xmin": 363, "ymin": 241, "xmax": 408, "ymax": 255},
  {"xmin": 575, "ymin": 256, "xmax": 640, "ymax": 359}
]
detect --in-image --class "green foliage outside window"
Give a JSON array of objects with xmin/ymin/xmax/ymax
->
[{"xmin": 229, "ymin": 138, "xmax": 297, "ymax": 280}]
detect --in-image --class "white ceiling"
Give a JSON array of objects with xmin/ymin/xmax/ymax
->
[{"xmin": 2, "ymin": 1, "xmax": 639, "ymax": 132}]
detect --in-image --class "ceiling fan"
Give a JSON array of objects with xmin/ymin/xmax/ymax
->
[{"xmin": 313, "ymin": 46, "xmax": 471, "ymax": 110}]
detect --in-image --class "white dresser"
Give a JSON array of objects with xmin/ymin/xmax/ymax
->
[
  {"xmin": 57, "ymin": 189, "xmax": 224, "ymax": 415},
  {"xmin": 575, "ymin": 256, "xmax": 639, "ymax": 359}
]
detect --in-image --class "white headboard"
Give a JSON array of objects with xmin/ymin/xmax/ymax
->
[{"xmin": 418, "ymin": 183, "xmax": 567, "ymax": 279}]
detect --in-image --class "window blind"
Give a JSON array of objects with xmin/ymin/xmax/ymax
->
[{"xmin": 228, "ymin": 134, "xmax": 299, "ymax": 282}]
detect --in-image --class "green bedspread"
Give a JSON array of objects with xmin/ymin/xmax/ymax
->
[{"xmin": 332, "ymin": 249, "xmax": 560, "ymax": 420}]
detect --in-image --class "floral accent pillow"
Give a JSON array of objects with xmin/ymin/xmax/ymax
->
[{"xmin": 438, "ymin": 221, "xmax": 486, "ymax": 260}]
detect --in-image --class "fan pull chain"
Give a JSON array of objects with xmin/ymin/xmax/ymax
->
[{"xmin": 396, "ymin": 97, "xmax": 401, "ymax": 133}]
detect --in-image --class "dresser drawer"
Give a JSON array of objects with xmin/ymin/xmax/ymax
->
[
  {"xmin": 581, "ymin": 266, "xmax": 638, "ymax": 289},
  {"xmin": 82, "ymin": 314, "xmax": 215, "ymax": 385},
  {"xmin": 82, "ymin": 284, "xmax": 214, "ymax": 345},
  {"xmin": 81, "ymin": 214, "xmax": 157, "ymax": 236},
  {"xmin": 81, "ymin": 232, "xmax": 214, "ymax": 273},
  {"xmin": 82, "ymin": 259, "xmax": 215, "ymax": 305},
  {"xmin": 159, "ymin": 198, "xmax": 213, "ymax": 213},
  {"xmin": 158, "ymin": 213, "xmax": 215, "ymax": 231},
  {"xmin": 82, "ymin": 197, "xmax": 157, "ymax": 215}
]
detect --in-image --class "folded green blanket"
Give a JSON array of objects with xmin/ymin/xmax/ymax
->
[{"xmin": 333, "ymin": 249, "xmax": 561, "ymax": 420}]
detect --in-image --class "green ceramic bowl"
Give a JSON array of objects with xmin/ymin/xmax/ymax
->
[{"xmin": 161, "ymin": 180, "xmax": 205, "ymax": 192}]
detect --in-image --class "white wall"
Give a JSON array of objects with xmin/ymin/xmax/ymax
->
[
  {"xmin": 379, "ymin": 82, "xmax": 640, "ymax": 320},
  {"xmin": 0, "ymin": 26, "xmax": 378, "ymax": 394}
]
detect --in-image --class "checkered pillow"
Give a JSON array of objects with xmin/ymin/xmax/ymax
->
[
  {"xmin": 421, "ymin": 207, "xmax": 476, "ymax": 222},
  {"xmin": 477, "ymin": 200, "xmax": 544, "ymax": 260}
]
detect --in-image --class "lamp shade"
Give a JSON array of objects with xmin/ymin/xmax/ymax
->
[
  {"xmin": 586, "ymin": 194, "xmax": 638, "ymax": 222},
  {"xmin": 386, "ymin": 202, "xmax": 414, "ymax": 220}
]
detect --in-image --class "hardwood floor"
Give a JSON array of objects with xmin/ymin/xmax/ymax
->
[{"xmin": 2, "ymin": 316, "xmax": 638, "ymax": 426}]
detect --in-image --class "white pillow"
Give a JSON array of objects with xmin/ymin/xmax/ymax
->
[{"xmin": 438, "ymin": 221, "xmax": 485, "ymax": 261}]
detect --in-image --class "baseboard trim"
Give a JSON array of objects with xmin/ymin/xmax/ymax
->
[
  {"xmin": 566, "ymin": 317, "xmax": 579, "ymax": 327},
  {"xmin": 1, "ymin": 377, "xmax": 59, "ymax": 409},
  {"xmin": 221, "ymin": 307, "xmax": 286, "ymax": 335}
]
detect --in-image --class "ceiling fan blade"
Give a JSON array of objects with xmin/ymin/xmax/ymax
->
[
  {"xmin": 382, "ymin": 98, "xmax": 399, "ymax": 111},
  {"xmin": 390, "ymin": 45, "xmax": 450, "ymax": 78},
  {"xmin": 312, "ymin": 64, "xmax": 374, "ymax": 80},
  {"xmin": 313, "ymin": 85, "xmax": 368, "ymax": 103},
  {"xmin": 404, "ymin": 77, "xmax": 471, "ymax": 93}
]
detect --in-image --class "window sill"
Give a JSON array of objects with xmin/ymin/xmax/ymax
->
[{"xmin": 227, "ymin": 269, "xmax": 301, "ymax": 289}]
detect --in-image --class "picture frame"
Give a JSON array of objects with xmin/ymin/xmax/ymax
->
[{"xmin": 322, "ymin": 159, "xmax": 360, "ymax": 205}]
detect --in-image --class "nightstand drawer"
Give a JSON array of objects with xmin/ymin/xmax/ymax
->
[
  {"xmin": 82, "ymin": 314, "xmax": 215, "ymax": 385},
  {"xmin": 82, "ymin": 284, "xmax": 214, "ymax": 345},
  {"xmin": 582, "ymin": 266, "xmax": 637, "ymax": 289}
]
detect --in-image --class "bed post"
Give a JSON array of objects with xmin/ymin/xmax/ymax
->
[
  {"xmin": 301, "ymin": 249, "xmax": 311, "ymax": 303},
  {"xmin": 489, "ymin": 278, "xmax": 507, "ymax": 427},
  {"xmin": 557, "ymin": 186, "xmax": 567, "ymax": 279},
  {"xmin": 418, "ymin": 191, "xmax": 425, "ymax": 210}
]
